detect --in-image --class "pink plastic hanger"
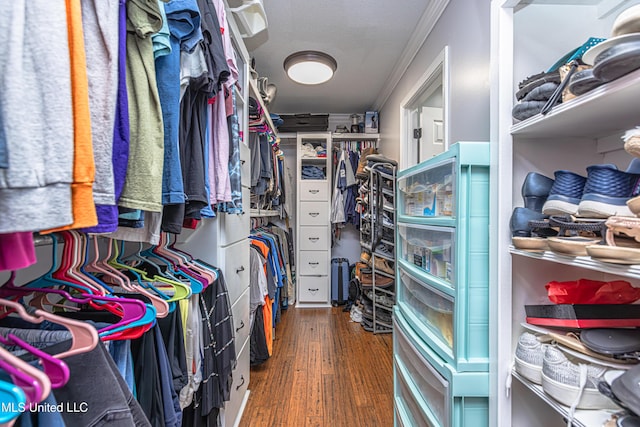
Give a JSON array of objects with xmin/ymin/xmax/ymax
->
[
  {"xmin": 0, "ymin": 346, "xmax": 50, "ymax": 407},
  {"xmin": 0, "ymin": 295, "xmax": 98, "ymax": 359},
  {"xmin": 86, "ymin": 238, "xmax": 169, "ymax": 318},
  {"xmin": 0, "ymin": 335, "xmax": 69, "ymax": 389}
]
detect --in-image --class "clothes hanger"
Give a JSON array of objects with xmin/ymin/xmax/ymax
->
[
  {"xmin": 0, "ymin": 274, "xmax": 147, "ymax": 345},
  {"xmin": 0, "ymin": 334, "xmax": 69, "ymax": 389},
  {"xmin": 0, "ymin": 346, "xmax": 50, "ymax": 408},
  {"xmin": 0, "ymin": 379, "xmax": 26, "ymax": 424},
  {"xmin": 86, "ymin": 238, "xmax": 169, "ymax": 318},
  {"xmin": 26, "ymin": 234, "xmax": 94, "ymax": 295},
  {"xmin": 110, "ymin": 240, "xmax": 190, "ymax": 303}
]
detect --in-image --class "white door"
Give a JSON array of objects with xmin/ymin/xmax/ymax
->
[{"xmin": 420, "ymin": 106, "xmax": 444, "ymax": 162}]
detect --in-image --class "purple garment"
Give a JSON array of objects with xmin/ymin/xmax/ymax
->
[
  {"xmin": 0, "ymin": 232, "xmax": 36, "ymax": 271},
  {"xmin": 83, "ymin": 0, "xmax": 131, "ymax": 234}
]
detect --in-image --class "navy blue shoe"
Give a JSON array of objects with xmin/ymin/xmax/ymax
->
[
  {"xmin": 510, "ymin": 207, "xmax": 550, "ymax": 238},
  {"xmin": 542, "ymin": 170, "xmax": 587, "ymax": 215},
  {"xmin": 522, "ymin": 172, "xmax": 554, "ymax": 212},
  {"xmin": 577, "ymin": 159, "xmax": 640, "ymax": 218}
]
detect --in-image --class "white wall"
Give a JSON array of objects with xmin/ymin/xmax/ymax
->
[{"xmin": 378, "ymin": 0, "xmax": 491, "ymax": 160}]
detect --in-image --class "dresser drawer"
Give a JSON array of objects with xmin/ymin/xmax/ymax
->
[
  {"xmin": 299, "ymin": 202, "xmax": 329, "ymax": 226},
  {"xmin": 397, "ymin": 157, "xmax": 456, "ymax": 218},
  {"xmin": 223, "ymin": 338, "xmax": 250, "ymax": 427},
  {"xmin": 217, "ymin": 186, "xmax": 250, "ymax": 246},
  {"xmin": 298, "ymin": 250, "xmax": 329, "ymax": 275},
  {"xmin": 299, "ymin": 227, "xmax": 330, "ymax": 251},
  {"xmin": 398, "ymin": 223, "xmax": 455, "ymax": 288},
  {"xmin": 231, "ymin": 288, "xmax": 250, "ymax": 353},
  {"xmin": 240, "ymin": 141, "xmax": 251, "ymax": 189},
  {"xmin": 395, "ymin": 360, "xmax": 439, "ymax": 427},
  {"xmin": 398, "ymin": 266, "xmax": 454, "ymax": 356},
  {"xmin": 297, "ymin": 276, "xmax": 329, "ymax": 302},
  {"xmin": 221, "ymin": 239, "xmax": 250, "ymax": 305},
  {"xmin": 300, "ymin": 180, "xmax": 329, "ymax": 201},
  {"xmin": 395, "ymin": 320, "xmax": 449, "ymax": 426}
]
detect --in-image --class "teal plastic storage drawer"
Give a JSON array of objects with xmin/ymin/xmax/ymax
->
[
  {"xmin": 398, "ymin": 223, "xmax": 455, "ymax": 288},
  {"xmin": 394, "ymin": 310, "xmax": 489, "ymax": 427},
  {"xmin": 398, "ymin": 158, "xmax": 456, "ymax": 218}
]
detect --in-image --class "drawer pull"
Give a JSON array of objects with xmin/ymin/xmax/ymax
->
[
  {"xmin": 308, "ymin": 288, "xmax": 319, "ymax": 292},
  {"xmin": 309, "ymin": 189, "xmax": 320, "ymax": 194},
  {"xmin": 308, "ymin": 262, "xmax": 319, "ymax": 266},
  {"xmin": 236, "ymin": 320, "xmax": 245, "ymax": 332},
  {"xmin": 235, "ymin": 375, "xmax": 245, "ymax": 390},
  {"xmin": 236, "ymin": 266, "xmax": 245, "ymax": 274},
  {"xmin": 308, "ymin": 237, "xmax": 319, "ymax": 242},
  {"xmin": 241, "ymin": 159, "xmax": 246, "ymax": 165},
  {"xmin": 309, "ymin": 212, "xmax": 320, "ymax": 217}
]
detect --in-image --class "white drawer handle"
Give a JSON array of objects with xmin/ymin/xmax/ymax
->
[
  {"xmin": 309, "ymin": 212, "xmax": 320, "ymax": 217},
  {"xmin": 308, "ymin": 262, "xmax": 319, "ymax": 266},
  {"xmin": 235, "ymin": 375, "xmax": 245, "ymax": 390},
  {"xmin": 309, "ymin": 189, "xmax": 320, "ymax": 194},
  {"xmin": 236, "ymin": 320, "xmax": 245, "ymax": 332},
  {"xmin": 236, "ymin": 266, "xmax": 245, "ymax": 274},
  {"xmin": 308, "ymin": 237, "xmax": 319, "ymax": 242}
]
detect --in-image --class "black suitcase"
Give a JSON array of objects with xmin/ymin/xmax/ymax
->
[
  {"xmin": 331, "ymin": 258, "xmax": 350, "ymax": 305},
  {"xmin": 277, "ymin": 113, "xmax": 329, "ymax": 132}
]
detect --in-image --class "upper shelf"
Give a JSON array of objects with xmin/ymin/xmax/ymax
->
[
  {"xmin": 510, "ymin": 68, "xmax": 640, "ymax": 139},
  {"xmin": 332, "ymin": 133, "xmax": 380, "ymax": 141},
  {"xmin": 248, "ymin": 78, "xmax": 277, "ymax": 135}
]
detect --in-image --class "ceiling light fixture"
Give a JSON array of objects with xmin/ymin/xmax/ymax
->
[{"xmin": 283, "ymin": 51, "xmax": 337, "ymax": 85}]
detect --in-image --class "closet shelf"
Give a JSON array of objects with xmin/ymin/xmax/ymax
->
[
  {"xmin": 234, "ymin": 85, "xmax": 244, "ymax": 107},
  {"xmin": 511, "ymin": 370, "xmax": 616, "ymax": 427},
  {"xmin": 510, "ymin": 245, "xmax": 640, "ymax": 280},
  {"xmin": 250, "ymin": 208, "xmax": 280, "ymax": 217},
  {"xmin": 510, "ymin": 68, "xmax": 640, "ymax": 139},
  {"xmin": 331, "ymin": 133, "xmax": 379, "ymax": 141},
  {"xmin": 372, "ymin": 269, "xmax": 395, "ymax": 280},
  {"xmin": 248, "ymin": 78, "xmax": 277, "ymax": 135}
]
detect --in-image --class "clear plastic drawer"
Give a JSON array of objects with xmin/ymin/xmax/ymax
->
[
  {"xmin": 395, "ymin": 324, "xmax": 449, "ymax": 426},
  {"xmin": 395, "ymin": 361, "xmax": 439, "ymax": 427},
  {"xmin": 398, "ymin": 223, "xmax": 455, "ymax": 287},
  {"xmin": 398, "ymin": 158, "xmax": 456, "ymax": 218},
  {"xmin": 398, "ymin": 268, "xmax": 454, "ymax": 352}
]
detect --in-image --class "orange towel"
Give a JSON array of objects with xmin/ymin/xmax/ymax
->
[{"xmin": 44, "ymin": 0, "xmax": 97, "ymax": 233}]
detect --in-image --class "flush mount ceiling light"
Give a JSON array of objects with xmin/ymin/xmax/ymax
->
[{"xmin": 283, "ymin": 51, "xmax": 337, "ymax": 85}]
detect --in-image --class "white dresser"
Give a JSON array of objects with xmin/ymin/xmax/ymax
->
[{"xmin": 296, "ymin": 132, "xmax": 333, "ymax": 306}]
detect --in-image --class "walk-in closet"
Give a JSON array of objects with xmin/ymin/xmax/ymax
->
[{"xmin": 3, "ymin": 0, "xmax": 640, "ymax": 426}]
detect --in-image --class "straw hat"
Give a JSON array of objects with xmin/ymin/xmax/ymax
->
[{"xmin": 583, "ymin": 4, "xmax": 640, "ymax": 65}]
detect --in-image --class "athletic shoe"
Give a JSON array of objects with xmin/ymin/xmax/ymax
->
[
  {"xmin": 541, "ymin": 346, "xmax": 618, "ymax": 410},
  {"xmin": 577, "ymin": 159, "xmax": 640, "ymax": 218},
  {"xmin": 382, "ymin": 214, "xmax": 394, "ymax": 227},
  {"xmin": 542, "ymin": 170, "xmax": 587, "ymax": 215},
  {"xmin": 514, "ymin": 332, "xmax": 547, "ymax": 384}
]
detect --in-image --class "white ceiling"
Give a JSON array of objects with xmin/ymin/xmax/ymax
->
[{"xmin": 244, "ymin": 0, "xmax": 432, "ymax": 114}]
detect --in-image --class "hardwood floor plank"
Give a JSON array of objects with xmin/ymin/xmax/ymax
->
[{"xmin": 239, "ymin": 307, "xmax": 393, "ymax": 427}]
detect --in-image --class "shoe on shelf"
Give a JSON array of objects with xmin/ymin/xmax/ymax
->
[
  {"xmin": 359, "ymin": 272, "xmax": 394, "ymax": 288},
  {"xmin": 382, "ymin": 213, "xmax": 394, "ymax": 227},
  {"xmin": 542, "ymin": 170, "xmax": 587, "ymax": 215},
  {"xmin": 373, "ymin": 256, "xmax": 394, "ymax": 275},
  {"xmin": 541, "ymin": 346, "xmax": 619, "ymax": 411},
  {"xmin": 623, "ymin": 126, "xmax": 640, "ymax": 159},
  {"xmin": 509, "ymin": 207, "xmax": 552, "ymax": 238},
  {"xmin": 514, "ymin": 332, "xmax": 548, "ymax": 385},
  {"xmin": 522, "ymin": 172, "xmax": 555, "ymax": 212},
  {"xmin": 577, "ymin": 159, "xmax": 640, "ymax": 218},
  {"xmin": 356, "ymin": 147, "xmax": 378, "ymax": 179},
  {"xmin": 383, "ymin": 196, "xmax": 394, "ymax": 211},
  {"xmin": 375, "ymin": 244, "xmax": 394, "ymax": 258},
  {"xmin": 360, "ymin": 250, "xmax": 371, "ymax": 265}
]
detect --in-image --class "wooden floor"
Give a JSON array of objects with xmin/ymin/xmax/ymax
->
[{"xmin": 239, "ymin": 306, "xmax": 394, "ymax": 427}]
